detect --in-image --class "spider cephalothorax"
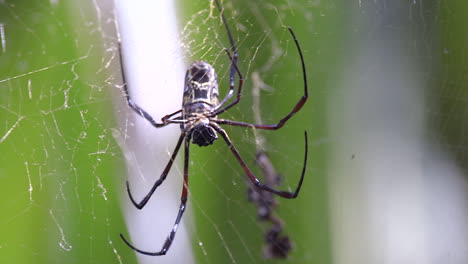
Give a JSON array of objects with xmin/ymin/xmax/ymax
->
[{"xmin": 189, "ymin": 117, "xmax": 218, "ymax": 146}]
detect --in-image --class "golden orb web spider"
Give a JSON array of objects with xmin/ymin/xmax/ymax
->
[{"xmin": 119, "ymin": 0, "xmax": 309, "ymax": 256}]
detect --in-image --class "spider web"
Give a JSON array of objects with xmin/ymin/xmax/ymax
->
[{"xmin": 1, "ymin": 0, "xmax": 467, "ymax": 264}]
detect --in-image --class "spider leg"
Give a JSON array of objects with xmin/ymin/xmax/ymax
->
[
  {"xmin": 212, "ymin": 123, "xmax": 308, "ymax": 199},
  {"xmin": 213, "ymin": 49, "xmax": 244, "ymax": 115},
  {"xmin": 121, "ymin": 134, "xmax": 191, "ymax": 256},
  {"xmin": 126, "ymin": 133, "xmax": 185, "ymax": 209},
  {"xmin": 119, "ymin": 42, "xmax": 181, "ymax": 128},
  {"xmin": 212, "ymin": 0, "xmax": 244, "ymax": 114},
  {"xmin": 161, "ymin": 110, "xmax": 183, "ymax": 123},
  {"xmin": 214, "ymin": 0, "xmax": 237, "ymax": 78},
  {"xmin": 217, "ymin": 26, "xmax": 307, "ymax": 130}
]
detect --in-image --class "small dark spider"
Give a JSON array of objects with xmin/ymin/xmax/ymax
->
[
  {"xmin": 119, "ymin": 0, "xmax": 308, "ymax": 256},
  {"xmin": 247, "ymin": 151, "xmax": 293, "ymax": 258}
]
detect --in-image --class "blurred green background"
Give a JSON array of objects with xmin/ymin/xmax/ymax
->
[{"xmin": 1, "ymin": 0, "xmax": 467, "ymax": 264}]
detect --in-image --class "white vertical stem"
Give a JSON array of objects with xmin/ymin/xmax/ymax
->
[{"xmin": 115, "ymin": 1, "xmax": 194, "ymax": 263}]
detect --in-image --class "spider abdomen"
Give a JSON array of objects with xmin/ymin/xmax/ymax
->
[{"xmin": 183, "ymin": 61, "xmax": 219, "ymax": 108}]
